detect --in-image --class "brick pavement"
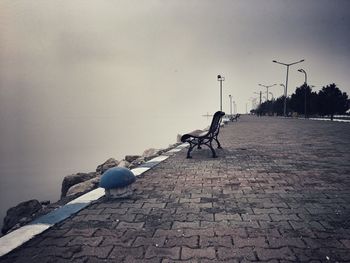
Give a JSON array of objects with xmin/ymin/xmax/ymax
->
[{"xmin": 1, "ymin": 116, "xmax": 350, "ymax": 262}]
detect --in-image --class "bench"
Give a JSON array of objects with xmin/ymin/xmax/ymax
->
[
  {"xmin": 230, "ymin": 113, "xmax": 240, "ymax": 122},
  {"xmin": 181, "ymin": 111, "xmax": 225, "ymax": 158}
]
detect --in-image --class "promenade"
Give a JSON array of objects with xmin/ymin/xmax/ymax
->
[{"xmin": 1, "ymin": 116, "xmax": 350, "ymax": 262}]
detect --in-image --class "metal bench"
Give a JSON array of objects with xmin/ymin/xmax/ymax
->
[
  {"xmin": 230, "ymin": 113, "xmax": 240, "ymax": 122},
  {"xmin": 181, "ymin": 111, "xmax": 225, "ymax": 158}
]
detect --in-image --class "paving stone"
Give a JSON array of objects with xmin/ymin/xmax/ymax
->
[
  {"xmin": 267, "ymin": 237, "xmax": 306, "ymax": 248},
  {"xmin": 200, "ymin": 236, "xmax": 232, "ymax": 248},
  {"xmin": 340, "ymin": 239, "xmax": 350, "ymax": 249},
  {"xmin": 73, "ymin": 245, "xmax": 113, "ymax": 259},
  {"xmin": 143, "ymin": 202, "xmax": 167, "ymax": 209},
  {"xmin": 145, "ymin": 246, "xmax": 181, "ymax": 260},
  {"xmin": 162, "ymin": 259, "xmax": 198, "ymax": 263},
  {"xmin": 154, "ymin": 229, "xmax": 185, "ymax": 238},
  {"xmin": 109, "ymin": 213, "xmax": 136, "ymax": 222},
  {"xmin": 68, "ymin": 236, "xmax": 103, "ymax": 246},
  {"xmin": 245, "ymin": 227, "xmax": 281, "ymax": 238},
  {"xmin": 65, "ymin": 228, "xmax": 97, "ymax": 237},
  {"xmin": 116, "ymin": 221, "xmax": 144, "ymax": 229},
  {"xmin": 172, "ymin": 221, "xmax": 200, "ymax": 229},
  {"xmin": 181, "ymin": 247, "xmax": 216, "ymax": 260},
  {"xmin": 215, "ymin": 213, "xmax": 242, "ymax": 221},
  {"xmin": 86, "ymin": 257, "xmax": 122, "ymax": 263},
  {"xmin": 93, "ymin": 228, "xmax": 125, "ymax": 238},
  {"xmin": 39, "ymin": 236, "xmax": 73, "ymax": 247},
  {"xmin": 100, "ymin": 236, "xmax": 135, "ymax": 247},
  {"xmin": 269, "ymin": 214, "xmax": 301, "ymax": 222},
  {"xmin": 217, "ymin": 247, "xmax": 256, "ymax": 261},
  {"xmin": 165, "ymin": 236, "xmax": 198, "ymax": 248},
  {"xmin": 215, "ymin": 227, "xmax": 247, "ymax": 237},
  {"xmin": 108, "ymin": 246, "xmax": 144, "ymax": 260},
  {"xmin": 255, "ymin": 247, "xmax": 296, "ymax": 261},
  {"xmin": 252, "ymin": 208, "xmax": 281, "ymax": 214},
  {"xmin": 233, "ymin": 237, "xmax": 267, "ymax": 248},
  {"xmin": 133, "ymin": 236, "xmax": 167, "ymax": 247}
]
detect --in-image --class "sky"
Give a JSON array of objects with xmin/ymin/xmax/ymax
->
[{"xmin": 1, "ymin": 0, "xmax": 350, "ymax": 118}]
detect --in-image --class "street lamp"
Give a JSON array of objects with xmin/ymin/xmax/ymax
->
[
  {"xmin": 298, "ymin": 68, "xmax": 308, "ymax": 118},
  {"xmin": 279, "ymin": 83, "xmax": 286, "ymax": 100},
  {"xmin": 253, "ymin": 91, "xmax": 262, "ymax": 106},
  {"xmin": 254, "ymin": 91, "xmax": 262, "ymax": 116},
  {"xmin": 217, "ymin": 75, "xmax": 225, "ymax": 111},
  {"xmin": 272, "ymin": 59, "xmax": 305, "ymax": 117},
  {"xmin": 258, "ymin": 83, "xmax": 276, "ymax": 101},
  {"xmin": 250, "ymin": 97, "xmax": 258, "ymax": 110},
  {"xmin": 229, "ymin": 95, "xmax": 233, "ymax": 117}
]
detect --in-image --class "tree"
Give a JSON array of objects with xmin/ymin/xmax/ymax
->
[
  {"xmin": 289, "ymin": 84, "xmax": 312, "ymax": 116},
  {"xmin": 273, "ymin": 96, "xmax": 286, "ymax": 116},
  {"xmin": 309, "ymin": 91, "xmax": 319, "ymax": 116},
  {"xmin": 318, "ymin": 83, "xmax": 349, "ymax": 120}
]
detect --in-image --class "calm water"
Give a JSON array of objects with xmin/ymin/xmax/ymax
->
[{"xmin": 0, "ymin": 114, "xmax": 209, "ymax": 228}]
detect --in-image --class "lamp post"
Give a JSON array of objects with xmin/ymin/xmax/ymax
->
[
  {"xmin": 254, "ymin": 91, "xmax": 262, "ymax": 116},
  {"xmin": 250, "ymin": 97, "xmax": 258, "ymax": 111},
  {"xmin": 229, "ymin": 95, "xmax": 233, "ymax": 117},
  {"xmin": 272, "ymin": 59, "xmax": 305, "ymax": 117},
  {"xmin": 258, "ymin": 84, "xmax": 276, "ymax": 101},
  {"xmin": 280, "ymin": 83, "xmax": 286, "ymax": 95},
  {"xmin": 298, "ymin": 68, "xmax": 308, "ymax": 118},
  {"xmin": 217, "ymin": 75, "xmax": 225, "ymax": 111}
]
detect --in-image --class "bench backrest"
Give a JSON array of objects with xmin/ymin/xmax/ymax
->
[{"xmin": 208, "ymin": 111, "xmax": 225, "ymax": 137}]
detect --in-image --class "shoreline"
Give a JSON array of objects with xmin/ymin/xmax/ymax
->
[{"xmin": 0, "ymin": 140, "xmax": 183, "ymax": 237}]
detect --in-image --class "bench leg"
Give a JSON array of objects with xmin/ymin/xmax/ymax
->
[
  {"xmin": 214, "ymin": 137, "xmax": 222, "ymax": 149},
  {"xmin": 208, "ymin": 141, "xmax": 217, "ymax": 158},
  {"xmin": 186, "ymin": 143, "xmax": 195, "ymax": 158},
  {"xmin": 197, "ymin": 139, "xmax": 203, "ymax": 149}
]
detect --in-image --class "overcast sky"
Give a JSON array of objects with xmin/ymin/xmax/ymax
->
[{"xmin": 1, "ymin": 0, "xmax": 349, "ymax": 117}]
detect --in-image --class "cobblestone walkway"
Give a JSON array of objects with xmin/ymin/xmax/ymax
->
[{"xmin": 1, "ymin": 116, "xmax": 350, "ymax": 262}]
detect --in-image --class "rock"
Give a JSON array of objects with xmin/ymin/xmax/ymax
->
[
  {"xmin": 66, "ymin": 177, "xmax": 100, "ymax": 197},
  {"xmin": 129, "ymin": 157, "xmax": 146, "ymax": 169},
  {"xmin": 40, "ymin": 200, "xmax": 50, "ymax": 206},
  {"xmin": 118, "ymin": 160, "xmax": 131, "ymax": 168},
  {"xmin": 177, "ymin": 134, "xmax": 182, "ymax": 143},
  {"xmin": 96, "ymin": 158, "xmax": 119, "ymax": 174},
  {"xmin": 142, "ymin": 148, "xmax": 160, "ymax": 159},
  {"xmin": 2, "ymin": 199, "xmax": 42, "ymax": 235},
  {"xmin": 61, "ymin": 172, "xmax": 96, "ymax": 198},
  {"xmin": 125, "ymin": 155, "xmax": 141, "ymax": 163}
]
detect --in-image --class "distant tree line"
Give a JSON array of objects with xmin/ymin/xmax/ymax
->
[{"xmin": 252, "ymin": 83, "xmax": 350, "ymax": 120}]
